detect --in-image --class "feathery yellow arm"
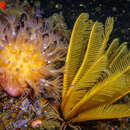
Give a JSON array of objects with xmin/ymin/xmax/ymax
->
[
  {"xmin": 71, "ymin": 21, "xmax": 104, "ymax": 86},
  {"xmin": 62, "ymin": 13, "xmax": 93, "ymax": 99},
  {"xmin": 108, "ymin": 42, "xmax": 127, "ymax": 66},
  {"xmin": 105, "ymin": 38, "xmax": 119, "ymax": 58},
  {"xmin": 62, "ymin": 20, "xmax": 105, "ymax": 111},
  {"xmin": 63, "ymin": 55, "xmax": 108, "ymax": 119},
  {"xmin": 109, "ymin": 42, "xmax": 128, "ymax": 72},
  {"xmin": 70, "ymin": 17, "xmax": 113, "ymax": 89},
  {"xmin": 106, "ymin": 40, "xmax": 130, "ymax": 73},
  {"xmin": 67, "ymin": 66, "xmax": 130, "ymax": 120},
  {"xmin": 98, "ymin": 17, "xmax": 114, "ymax": 56},
  {"xmin": 63, "ymin": 17, "xmax": 114, "ymax": 118},
  {"xmin": 72, "ymin": 104, "xmax": 130, "ymax": 122}
]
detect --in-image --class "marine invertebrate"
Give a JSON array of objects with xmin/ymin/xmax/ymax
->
[
  {"xmin": 0, "ymin": 2, "xmax": 130, "ymax": 128},
  {"xmin": 61, "ymin": 13, "xmax": 130, "ymax": 124},
  {"xmin": 27, "ymin": 12, "xmax": 130, "ymax": 130},
  {"xmin": 0, "ymin": 15, "xmax": 67, "ymax": 97},
  {"xmin": 0, "ymin": 11, "xmax": 68, "ymax": 128}
]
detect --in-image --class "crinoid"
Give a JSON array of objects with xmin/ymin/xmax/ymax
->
[{"xmin": 61, "ymin": 13, "xmax": 130, "ymax": 129}]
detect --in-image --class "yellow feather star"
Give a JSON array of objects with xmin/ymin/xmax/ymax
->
[{"xmin": 61, "ymin": 13, "xmax": 130, "ymax": 122}]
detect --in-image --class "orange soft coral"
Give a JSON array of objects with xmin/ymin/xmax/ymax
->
[
  {"xmin": 0, "ymin": 43, "xmax": 44, "ymax": 96},
  {"xmin": 0, "ymin": 15, "xmax": 67, "ymax": 97}
]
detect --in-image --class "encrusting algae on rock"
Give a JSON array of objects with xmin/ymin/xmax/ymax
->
[{"xmin": 0, "ymin": 0, "xmax": 130, "ymax": 130}]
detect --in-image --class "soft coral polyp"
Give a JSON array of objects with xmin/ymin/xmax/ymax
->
[{"xmin": 0, "ymin": 42, "xmax": 44, "ymax": 96}]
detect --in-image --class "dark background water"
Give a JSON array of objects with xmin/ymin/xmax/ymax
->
[{"xmin": 39, "ymin": 0, "xmax": 130, "ymax": 45}]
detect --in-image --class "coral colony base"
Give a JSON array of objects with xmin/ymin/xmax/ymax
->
[{"xmin": 0, "ymin": 6, "xmax": 130, "ymax": 130}]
